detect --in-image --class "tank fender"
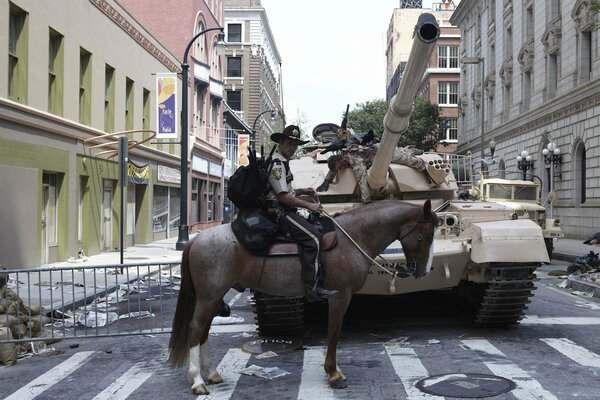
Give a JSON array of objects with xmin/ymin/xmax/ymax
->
[{"xmin": 470, "ymin": 219, "xmax": 549, "ymax": 264}]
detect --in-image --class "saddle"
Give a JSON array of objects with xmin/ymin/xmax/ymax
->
[{"xmin": 267, "ymin": 213, "xmax": 337, "ymax": 256}]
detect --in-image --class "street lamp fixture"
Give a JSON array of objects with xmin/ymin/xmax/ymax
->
[
  {"xmin": 489, "ymin": 138, "xmax": 497, "ymax": 159},
  {"xmin": 516, "ymin": 149, "xmax": 534, "ymax": 180},
  {"xmin": 176, "ymin": 27, "xmax": 226, "ymax": 251},
  {"xmin": 542, "ymin": 140, "xmax": 562, "ymax": 219},
  {"xmin": 251, "ymin": 109, "xmax": 277, "ymax": 153},
  {"xmin": 463, "ymin": 56, "xmax": 485, "ymax": 173}
]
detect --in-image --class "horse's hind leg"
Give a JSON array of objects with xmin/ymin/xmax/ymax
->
[{"xmin": 188, "ymin": 297, "xmax": 223, "ymax": 395}]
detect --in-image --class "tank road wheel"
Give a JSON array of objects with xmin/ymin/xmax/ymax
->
[
  {"xmin": 473, "ymin": 263, "xmax": 538, "ymax": 327},
  {"xmin": 252, "ymin": 291, "xmax": 305, "ymax": 337},
  {"xmin": 544, "ymin": 238, "xmax": 554, "ymax": 260}
]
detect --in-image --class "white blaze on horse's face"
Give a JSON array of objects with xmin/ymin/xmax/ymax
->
[{"xmin": 426, "ymin": 241, "xmax": 434, "ymax": 273}]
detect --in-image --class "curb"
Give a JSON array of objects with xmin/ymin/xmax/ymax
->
[
  {"xmin": 567, "ymin": 275, "xmax": 600, "ymax": 298},
  {"xmin": 552, "ymin": 252, "xmax": 577, "ymax": 263}
]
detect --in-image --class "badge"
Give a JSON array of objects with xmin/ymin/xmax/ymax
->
[{"xmin": 272, "ymin": 167, "xmax": 283, "ymax": 180}]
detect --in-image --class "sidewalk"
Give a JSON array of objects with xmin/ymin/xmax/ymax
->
[{"xmin": 553, "ymin": 238, "xmax": 600, "ymax": 298}]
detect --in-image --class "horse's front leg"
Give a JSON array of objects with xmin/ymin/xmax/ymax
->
[{"xmin": 324, "ymin": 290, "xmax": 352, "ymax": 389}]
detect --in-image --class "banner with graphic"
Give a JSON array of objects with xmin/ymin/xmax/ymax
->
[
  {"xmin": 156, "ymin": 73, "xmax": 178, "ymax": 139},
  {"xmin": 238, "ymin": 134, "xmax": 249, "ymax": 166},
  {"xmin": 128, "ymin": 160, "xmax": 149, "ymax": 184}
]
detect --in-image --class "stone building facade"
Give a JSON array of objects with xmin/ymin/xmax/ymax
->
[
  {"xmin": 451, "ymin": 0, "xmax": 600, "ymax": 239},
  {"xmin": 223, "ymin": 0, "xmax": 283, "ymax": 153}
]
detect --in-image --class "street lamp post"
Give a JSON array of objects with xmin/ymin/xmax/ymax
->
[
  {"xmin": 516, "ymin": 150, "xmax": 534, "ymax": 180},
  {"xmin": 251, "ymin": 109, "xmax": 276, "ymax": 153},
  {"xmin": 543, "ymin": 140, "xmax": 562, "ymax": 219},
  {"xmin": 176, "ymin": 28, "xmax": 226, "ymax": 251},
  {"xmin": 463, "ymin": 57, "xmax": 485, "ymax": 174}
]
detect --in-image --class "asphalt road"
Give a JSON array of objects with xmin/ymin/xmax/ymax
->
[{"xmin": 2, "ymin": 259, "xmax": 600, "ymax": 400}]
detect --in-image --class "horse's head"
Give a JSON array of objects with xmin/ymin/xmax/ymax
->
[{"xmin": 398, "ymin": 199, "xmax": 437, "ymax": 278}]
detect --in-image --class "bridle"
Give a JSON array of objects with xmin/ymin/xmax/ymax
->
[{"xmin": 396, "ymin": 218, "xmax": 431, "ymax": 276}]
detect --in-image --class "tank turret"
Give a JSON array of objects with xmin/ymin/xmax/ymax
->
[{"xmin": 367, "ymin": 13, "xmax": 440, "ymax": 194}]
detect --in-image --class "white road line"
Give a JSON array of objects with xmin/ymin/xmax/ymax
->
[
  {"xmin": 92, "ymin": 363, "xmax": 152, "ymax": 400},
  {"xmin": 521, "ymin": 316, "xmax": 600, "ymax": 325},
  {"xmin": 4, "ymin": 351, "xmax": 96, "ymax": 400},
  {"xmin": 384, "ymin": 342, "xmax": 443, "ymax": 399},
  {"xmin": 541, "ymin": 338, "xmax": 600, "ymax": 368},
  {"xmin": 227, "ymin": 292, "xmax": 244, "ymax": 307},
  {"xmin": 205, "ymin": 348, "xmax": 251, "ymax": 400},
  {"xmin": 298, "ymin": 347, "xmax": 335, "ymax": 400},
  {"xmin": 462, "ymin": 339, "xmax": 558, "ymax": 400},
  {"xmin": 209, "ymin": 324, "xmax": 257, "ymax": 334}
]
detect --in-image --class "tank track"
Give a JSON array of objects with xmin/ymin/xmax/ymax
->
[
  {"xmin": 252, "ymin": 291, "xmax": 305, "ymax": 337},
  {"xmin": 473, "ymin": 263, "xmax": 539, "ymax": 327}
]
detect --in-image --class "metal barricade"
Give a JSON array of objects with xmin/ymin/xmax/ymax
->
[{"xmin": 0, "ymin": 262, "xmax": 180, "ymax": 345}]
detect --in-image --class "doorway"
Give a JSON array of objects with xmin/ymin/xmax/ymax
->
[{"xmin": 103, "ymin": 180, "xmax": 113, "ymax": 250}]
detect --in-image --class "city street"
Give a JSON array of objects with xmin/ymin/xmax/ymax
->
[{"xmin": 2, "ymin": 259, "xmax": 600, "ymax": 399}]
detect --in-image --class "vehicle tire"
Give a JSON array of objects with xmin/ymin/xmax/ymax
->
[
  {"xmin": 252, "ymin": 291, "xmax": 305, "ymax": 337},
  {"xmin": 545, "ymin": 238, "xmax": 554, "ymax": 260}
]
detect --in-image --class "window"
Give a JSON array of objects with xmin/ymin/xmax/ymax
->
[
  {"xmin": 525, "ymin": 4, "xmax": 534, "ymax": 41},
  {"xmin": 142, "ymin": 88, "xmax": 150, "ymax": 130},
  {"xmin": 210, "ymin": 98, "xmax": 220, "ymax": 144},
  {"xmin": 195, "ymin": 81, "xmax": 207, "ymax": 125},
  {"xmin": 78, "ymin": 176, "xmax": 87, "ymax": 242},
  {"xmin": 442, "ymin": 118, "xmax": 458, "ymax": 141},
  {"xmin": 438, "ymin": 82, "xmax": 458, "ymax": 105},
  {"xmin": 48, "ymin": 28, "xmax": 63, "ymax": 116},
  {"xmin": 227, "ymin": 90, "xmax": 241, "ymax": 110},
  {"xmin": 125, "ymin": 77, "xmax": 134, "ymax": 131},
  {"xmin": 227, "ymin": 23, "xmax": 242, "ymax": 42},
  {"xmin": 9, "ymin": 3, "xmax": 28, "ymax": 103},
  {"xmin": 79, "ymin": 48, "xmax": 92, "ymax": 125},
  {"xmin": 579, "ymin": 31, "xmax": 592, "ymax": 83},
  {"xmin": 104, "ymin": 64, "xmax": 115, "ymax": 132},
  {"xmin": 522, "ymin": 71, "xmax": 531, "ymax": 111},
  {"xmin": 227, "ymin": 57, "xmax": 242, "ymax": 77},
  {"xmin": 153, "ymin": 186, "xmax": 168, "ymax": 232},
  {"xmin": 43, "ymin": 173, "xmax": 59, "ymax": 246},
  {"xmin": 575, "ymin": 142, "xmax": 586, "ymax": 204},
  {"xmin": 438, "ymin": 46, "xmax": 458, "ymax": 68},
  {"xmin": 547, "ymin": 53, "xmax": 558, "ymax": 99}
]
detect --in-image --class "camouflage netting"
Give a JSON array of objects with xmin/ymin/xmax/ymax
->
[{"xmin": 0, "ymin": 269, "xmax": 50, "ymax": 366}]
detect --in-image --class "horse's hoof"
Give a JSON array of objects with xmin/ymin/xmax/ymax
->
[
  {"xmin": 192, "ymin": 383, "xmax": 209, "ymax": 395},
  {"xmin": 329, "ymin": 377, "xmax": 348, "ymax": 389},
  {"xmin": 207, "ymin": 371, "xmax": 224, "ymax": 384}
]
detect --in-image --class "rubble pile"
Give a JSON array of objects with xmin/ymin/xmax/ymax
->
[
  {"xmin": 0, "ymin": 269, "xmax": 50, "ymax": 366},
  {"xmin": 567, "ymin": 251, "xmax": 600, "ymax": 275}
]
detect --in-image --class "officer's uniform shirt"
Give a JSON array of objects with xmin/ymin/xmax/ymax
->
[{"xmin": 266, "ymin": 151, "xmax": 294, "ymax": 208}]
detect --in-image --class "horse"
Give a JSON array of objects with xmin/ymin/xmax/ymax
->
[{"xmin": 168, "ymin": 199, "xmax": 437, "ymax": 395}]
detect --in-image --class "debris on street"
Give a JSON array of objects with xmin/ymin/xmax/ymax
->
[{"xmin": 238, "ymin": 364, "xmax": 290, "ymax": 379}]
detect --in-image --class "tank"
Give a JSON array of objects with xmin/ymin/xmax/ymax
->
[{"xmin": 252, "ymin": 13, "xmax": 549, "ymax": 333}]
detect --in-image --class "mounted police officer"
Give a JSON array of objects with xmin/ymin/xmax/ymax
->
[{"xmin": 267, "ymin": 125, "xmax": 338, "ymax": 302}]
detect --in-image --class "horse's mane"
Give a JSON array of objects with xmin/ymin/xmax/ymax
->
[{"xmin": 331, "ymin": 200, "xmax": 415, "ymax": 220}]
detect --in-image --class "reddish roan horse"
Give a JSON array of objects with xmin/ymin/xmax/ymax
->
[{"xmin": 168, "ymin": 199, "xmax": 436, "ymax": 395}]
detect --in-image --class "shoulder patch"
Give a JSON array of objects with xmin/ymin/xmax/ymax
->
[{"xmin": 272, "ymin": 167, "xmax": 283, "ymax": 180}]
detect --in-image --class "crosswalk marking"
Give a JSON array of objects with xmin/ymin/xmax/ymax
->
[
  {"xmin": 541, "ymin": 338, "xmax": 600, "ymax": 368},
  {"xmin": 205, "ymin": 348, "xmax": 251, "ymax": 400},
  {"xmin": 4, "ymin": 351, "xmax": 96, "ymax": 400},
  {"xmin": 462, "ymin": 339, "xmax": 558, "ymax": 400},
  {"xmin": 384, "ymin": 341, "xmax": 443, "ymax": 399},
  {"xmin": 209, "ymin": 324, "xmax": 257, "ymax": 334},
  {"xmin": 92, "ymin": 362, "xmax": 152, "ymax": 400},
  {"xmin": 298, "ymin": 347, "xmax": 335, "ymax": 400},
  {"xmin": 522, "ymin": 316, "xmax": 600, "ymax": 325}
]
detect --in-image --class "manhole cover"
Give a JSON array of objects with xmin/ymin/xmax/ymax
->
[
  {"xmin": 242, "ymin": 337, "xmax": 302, "ymax": 355},
  {"xmin": 415, "ymin": 373, "xmax": 515, "ymax": 398}
]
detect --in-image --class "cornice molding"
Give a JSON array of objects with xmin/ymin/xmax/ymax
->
[{"xmin": 89, "ymin": 0, "xmax": 180, "ymax": 73}]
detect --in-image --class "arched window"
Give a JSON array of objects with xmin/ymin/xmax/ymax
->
[
  {"xmin": 193, "ymin": 19, "xmax": 207, "ymax": 63},
  {"xmin": 574, "ymin": 141, "xmax": 586, "ymax": 204},
  {"xmin": 498, "ymin": 159, "xmax": 506, "ymax": 179}
]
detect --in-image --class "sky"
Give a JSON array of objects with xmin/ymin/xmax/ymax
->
[{"xmin": 260, "ymin": 0, "xmax": 436, "ymax": 132}]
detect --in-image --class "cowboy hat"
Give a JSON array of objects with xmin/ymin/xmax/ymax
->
[{"xmin": 270, "ymin": 125, "xmax": 309, "ymax": 145}]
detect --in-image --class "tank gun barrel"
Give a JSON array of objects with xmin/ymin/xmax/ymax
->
[{"xmin": 367, "ymin": 13, "xmax": 440, "ymax": 192}]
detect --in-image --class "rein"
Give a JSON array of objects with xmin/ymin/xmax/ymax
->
[{"xmin": 321, "ymin": 209, "xmax": 425, "ymax": 293}]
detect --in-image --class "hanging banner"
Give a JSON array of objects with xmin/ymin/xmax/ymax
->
[
  {"xmin": 238, "ymin": 134, "xmax": 250, "ymax": 166},
  {"xmin": 156, "ymin": 73, "xmax": 178, "ymax": 139},
  {"xmin": 128, "ymin": 160, "xmax": 150, "ymax": 184}
]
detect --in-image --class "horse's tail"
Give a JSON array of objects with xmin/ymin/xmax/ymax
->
[{"xmin": 168, "ymin": 240, "xmax": 195, "ymax": 367}]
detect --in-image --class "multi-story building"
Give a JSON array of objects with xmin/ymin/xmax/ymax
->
[
  {"xmin": 0, "ymin": 0, "xmax": 184, "ymax": 267},
  {"xmin": 451, "ymin": 0, "xmax": 600, "ymax": 239},
  {"xmin": 119, "ymin": 0, "xmax": 227, "ymax": 234},
  {"xmin": 386, "ymin": 1, "xmax": 460, "ymax": 152},
  {"xmin": 223, "ymin": 0, "xmax": 283, "ymax": 153}
]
